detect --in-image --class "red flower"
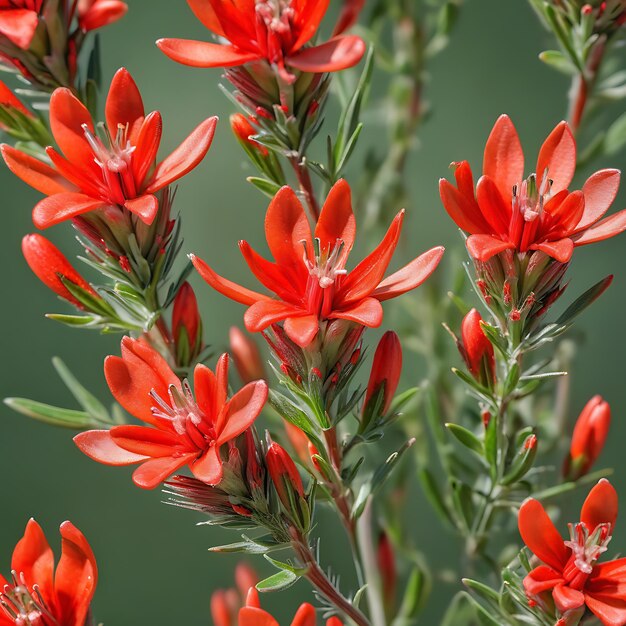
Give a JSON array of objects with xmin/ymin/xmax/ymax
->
[
  {"xmin": 0, "ymin": 519, "xmax": 97, "ymax": 626},
  {"xmin": 565, "ymin": 396, "xmax": 611, "ymax": 480},
  {"xmin": 157, "ymin": 0, "xmax": 365, "ymax": 80},
  {"xmin": 22, "ymin": 233, "xmax": 97, "ymax": 308},
  {"xmin": 192, "ymin": 180, "xmax": 444, "ymax": 347},
  {"xmin": 519, "ymin": 479, "xmax": 626, "ymax": 626},
  {"xmin": 1, "ymin": 67, "xmax": 217, "ymax": 229},
  {"xmin": 439, "ymin": 114, "xmax": 626, "ymax": 263},
  {"xmin": 265, "ymin": 439, "xmax": 304, "ymax": 509},
  {"xmin": 363, "ymin": 331, "xmax": 402, "ymax": 416},
  {"xmin": 239, "ymin": 587, "xmax": 343, "ymax": 626},
  {"xmin": 74, "ymin": 337, "xmax": 268, "ymax": 489},
  {"xmin": 0, "ymin": 1, "xmax": 42, "ymax": 49},
  {"xmin": 458, "ymin": 308, "xmax": 496, "ymax": 386},
  {"xmin": 76, "ymin": 0, "xmax": 127, "ymax": 32}
]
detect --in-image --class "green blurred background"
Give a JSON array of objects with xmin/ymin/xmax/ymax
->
[{"xmin": 0, "ymin": 1, "xmax": 625, "ymax": 624}]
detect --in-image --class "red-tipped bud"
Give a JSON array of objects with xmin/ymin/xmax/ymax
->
[
  {"xmin": 22, "ymin": 234, "xmax": 96, "ymax": 309},
  {"xmin": 284, "ymin": 421, "xmax": 310, "ymax": 464},
  {"xmin": 377, "ymin": 532, "xmax": 397, "ymax": 612},
  {"xmin": 172, "ymin": 282, "xmax": 202, "ymax": 350},
  {"xmin": 565, "ymin": 396, "xmax": 611, "ymax": 480},
  {"xmin": 230, "ymin": 327, "xmax": 266, "ymax": 383},
  {"xmin": 459, "ymin": 309, "xmax": 496, "ymax": 387},
  {"xmin": 77, "ymin": 0, "xmax": 128, "ymax": 32},
  {"xmin": 230, "ymin": 113, "xmax": 268, "ymax": 156},
  {"xmin": 0, "ymin": 80, "xmax": 33, "ymax": 130},
  {"xmin": 581, "ymin": 4, "xmax": 594, "ymax": 15},
  {"xmin": 266, "ymin": 441, "xmax": 304, "ymax": 511},
  {"xmin": 363, "ymin": 331, "xmax": 403, "ymax": 419}
]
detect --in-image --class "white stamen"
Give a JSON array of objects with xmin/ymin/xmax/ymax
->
[{"xmin": 303, "ymin": 238, "xmax": 347, "ymax": 289}]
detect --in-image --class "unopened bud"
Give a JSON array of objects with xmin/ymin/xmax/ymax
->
[
  {"xmin": 459, "ymin": 309, "xmax": 496, "ymax": 387},
  {"xmin": 564, "ymin": 396, "xmax": 611, "ymax": 480},
  {"xmin": 22, "ymin": 234, "xmax": 97, "ymax": 309},
  {"xmin": 266, "ymin": 440, "xmax": 304, "ymax": 512},
  {"xmin": 230, "ymin": 113, "xmax": 268, "ymax": 157},
  {"xmin": 377, "ymin": 532, "xmax": 397, "ymax": 612},
  {"xmin": 172, "ymin": 282, "xmax": 203, "ymax": 366},
  {"xmin": 230, "ymin": 327, "xmax": 266, "ymax": 383},
  {"xmin": 363, "ymin": 331, "xmax": 402, "ymax": 422},
  {"xmin": 501, "ymin": 434, "xmax": 538, "ymax": 486}
]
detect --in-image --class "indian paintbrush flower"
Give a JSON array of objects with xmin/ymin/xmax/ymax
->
[
  {"xmin": 564, "ymin": 396, "xmax": 611, "ymax": 481},
  {"xmin": 192, "ymin": 179, "xmax": 444, "ymax": 348},
  {"xmin": 74, "ymin": 337, "xmax": 268, "ymax": 489},
  {"xmin": 439, "ymin": 114, "xmax": 626, "ymax": 264},
  {"xmin": 457, "ymin": 308, "xmax": 496, "ymax": 388},
  {"xmin": 519, "ymin": 479, "xmax": 626, "ymax": 626},
  {"xmin": 0, "ymin": 519, "xmax": 97, "ymax": 626},
  {"xmin": 0, "ymin": 0, "xmax": 127, "ymax": 91},
  {"xmin": 1, "ymin": 67, "xmax": 218, "ymax": 229}
]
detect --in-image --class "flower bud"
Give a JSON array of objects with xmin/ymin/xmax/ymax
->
[
  {"xmin": 377, "ymin": 531, "xmax": 397, "ymax": 613},
  {"xmin": 458, "ymin": 309, "xmax": 496, "ymax": 387},
  {"xmin": 266, "ymin": 440, "xmax": 304, "ymax": 512},
  {"xmin": 564, "ymin": 396, "xmax": 611, "ymax": 480},
  {"xmin": 22, "ymin": 234, "xmax": 97, "ymax": 309},
  {"xmin": 363, "ymin": 331, "xmax": 402, "ymax": 422},
  {"xmin": 230, "ymin": 326, "xmax": 266, "ymax": 383},
  {"xmin": 501, "ymin": 434, "xmax": 538, "ymax": 486},
  {"xmin": 333, "ymin": 0, "xmax": 366, "ymax": 35},
  {"xmin": 77, "ymin": 0, "xmax": 128, "ymax": 32},
  {"xmin": 172, "ymin": 282, "xmax": 203, "ymax": 366},
  {"xmin": 230, "ymin": 113, "xmax": 268, "ymax": 157}
]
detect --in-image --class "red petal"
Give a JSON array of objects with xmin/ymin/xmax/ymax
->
[
  {"xmin": 287, "ymin": 36, "xmax": 366, "ymax": 73},
  {"xmin": 131, "ymin": 454, "xmax": 194, "ymax": 489},
  {"xmin": 132, "ymin": 111, "xmax": 162, "ymax": 185},
  {"xmin": 45, "ymin": 147, "xmax": 104, "ymax": 196},
  {"xmin": 156, "ymin": 38, "xmax": 260, "ymax": 68},
  {"xmin": 373, "ymin": 246, "xmax": 444, "ymax": 301},
  {"xmin": 314, "ymin": 179, "xmax": 356, "ymax": 266},
  {"xmin": 581, "ymin": 479, "xmax": 618, "ymax": 533},
  {"xmin": 11, "ymin": 519, "xmax": 54, "ymax": 602},
  {"xmin": 78, "ymin": 0, "xmax": 128, "ymax": 31},
  {"xmin": 523, "ymin": 565, "xmax": 564, "ymax": 596},
  {"xmin": 536, "ymin": 121, "xmax": 576, "ymax": 194},
  {"xmin": 585, "ymin": 591, "xmax": 626, "ymax": 626},
  {"xmin": 187, "ymin": 0, "xmax": 225, "ymax": 36},
  {"xmin": 110, "ymin": 425, "xmax": 182, "ymax": 457},
  {"xmin": 146, "ymin": 116, "xmax": 217, "ymax": 193},
  {"xmin": 265, "ymin": 185, "xmax": 312, "ymax": 272},
  {"xmin": 214, "ymin": 353, "xmax": 229, "ymax": 418},
  {"xmin": 529, "ymin": 238, "xmax": 574, "ymax": 263},
  {"xmin": 439, "ymin": 178, "xmax": 489, "ymax": 234},
  {"xmin": 291, "ymin": 603, "xmax": 317, "ymax": 626},
  {"xmin": 194, "ymin": 363, "xmax": 218, "ymax": 422},
  {"xmin": 217, "ymin": 380, "xmax": 267, "ymax": 442},
  {"xmin": 104, "ymin": 337, "xmax": 179, "ymax": 426},
  {"xmin": 191, "ymin": 446, "xmax": 223, "ymax": 485},
  {"xmin": 124, "ymin": 195, "xmax": 158, "ymax": 224},
  {"xmin": 576, "ymin": 169, "xmax": 622, "ymax": 232},
  {"xmin": 239, "ymin": 241, "xmax": 303, "ymax": 302},
  {"xmin": 1, "ymin": 144, "xmax": 74, "ymax": 195},
  {"xmin": 330, "ymin": 297, "xmax": 383, "ymax": 327},
  {"xmin": 191, "ymin": 254, "xmax": 270, "ymax": 306},
  {"xmin": 553, "ymin": 584, "xmax": 585, "ymax": 614},
  {"xmin": 337, "ymin": 211, "xmax": 404, "ymax": 305},
  {"xmin": 292, "ymin": 0, "xmax": 330, "ymax": 48},
  {"xmin": 483, "ymin": 114, "xmax": 524, "ymax": 202},
  {"xmin": 74, "ymin": 430, "xmax": 149, "ymax": 465},
  {"xmin": 574, "ymin": 209, "xmax": 626, "ymax": 246},
  {"xmin": 55, "ymin": 522, "xmax": 97, "ymax": 626},
  {"xmin": 206, "ymin": 0, "xmax": 256, "ymax": 48},
  {"xmin": 543, "ymin": 190, "xmax": 585, "ymax": 235},
  {"xmin": 239, "ymin": 607, "xmax": 279, "ymax": 626},
  {"xmin": 0, "ymin": 9, "xmax": 38, "ymax": 49},
  {"xmin": 284, "ymin": 314, "xmax": 320, "ymax": 347},
  {"xmin": 244, "ymin": 300, "xmax": 306, "ymax": 333},
  {"xmin": 475, "ymin": 175, "xmax": 512, "ymax": 236},
  {"xmin": 49, "ymin": 89, "xmax": 96, "ymax": 167},
  {"xmin": 466, "ymin": 234, "xmax": 515, "ymax": 261},
  {"xmin": 518, "ymin": 498, "xmax": 569, "ymax": 571},
  {"xmin": 32, "ymin": 193, "xmax": 106, "ymax": 229},
  {"xmin": 587, "ymin": 557, "xmax": 626, "ymax": 620},
  {"xmin": 105, "ymin": 68, "xmax": 145, "ymax": 142}
]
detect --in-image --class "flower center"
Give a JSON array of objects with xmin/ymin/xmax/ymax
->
[
  {"xmin": 513, "ymin": 170, "xmax": 551, "ymax": 223},
  {"xmin": 0, "ymin": 572, "xmax": 58, "ymax": 626},
  {"xmin": 303, "ymin": 238, "xmax": 347, "ymax": 289},
  {"xmin": 82, "ymin": 122, "xmax": 138, "ymax": 204},
  {"xmin": 255, "ymin": 0, "xmax": 294, "ymax": 35},
  {"xmin": 150, "ymin": 381, "xmax": 215, "ymax": 450},
  {"xmin": 564, "ymin": 522, "xmax": 612, "ymax": 575}
]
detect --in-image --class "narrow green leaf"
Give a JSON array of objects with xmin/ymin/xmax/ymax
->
[
  {"xmin": 445, "ymin": 423, "xmax": 483, "ymax": 455},
  {"xmin": 4, "ymin": 398, "xmax": 92, "ymax": 429},
  {"xmin": 256, "ymin": 569, "xmax": 299, "ymax": 593}
]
